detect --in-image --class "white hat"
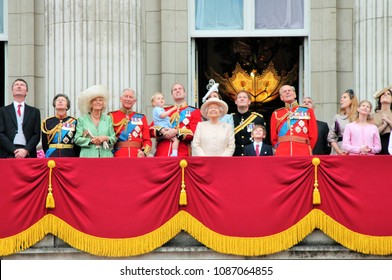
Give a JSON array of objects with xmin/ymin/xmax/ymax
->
[
  {"xmin": 78, "ymin": 85, "xmax": 110, "ymax": 114},
  {"xmin": 202, "ymin": 79, "xmax": 220, "ymax": 103},
  {"xmin": 200, "ymin": 97, "xmax": 228, "ymax": 119},
  {"xmin": 374, "ymin": 85, "xmax": 392, "ymax": 100}
]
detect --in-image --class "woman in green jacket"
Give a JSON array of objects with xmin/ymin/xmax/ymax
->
[{"xmin": 75, "ymin": 85, "xmax": 116, "ymax": 157}]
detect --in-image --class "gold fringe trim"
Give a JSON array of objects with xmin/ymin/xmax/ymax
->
[
  {"xmin": 0, "ymin": 214, "xmax": 183, "ymax": 257},
  {"xmin": 2, "ymin": 210, "xmax": 392, "ymax": 257},
  {"xmin": 48, "ymin": 215, "xmax": 183, "ymax": 257},
  {"xmin": 0, "ymin": 215, "xmax": 50, "ymax": 256},
  {"xmin": 313, "ymin": 209, "xmax": 392, "ymax": 255},
  {"xmin": 181, "ymin": 211, "xmax": 315, "ymax": 256},
  {"xmin": 183, "ymin": 210, "xmax": 392, "ymax": 256}
]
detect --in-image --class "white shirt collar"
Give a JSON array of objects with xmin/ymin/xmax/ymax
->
[
  {"xmin": 14, "ymin": 101, "xmax": 25, "ymax": 108},
  {"xmin": 254, "ymin": 141, "xmax": 263, "ymax": 148}
]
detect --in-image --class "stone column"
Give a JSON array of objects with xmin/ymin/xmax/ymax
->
[
  {"xmin": 44, "ymin": 0, "xmax": 141, "ymax": 117},
  {"xmin": 355, "ymin": 0, "xmax": 392, "ymax": 101}
]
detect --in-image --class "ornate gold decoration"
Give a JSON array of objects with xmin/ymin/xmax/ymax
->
[{"xmin": 210, "ymin": 62, "xmax": 298, "ymax": 104}]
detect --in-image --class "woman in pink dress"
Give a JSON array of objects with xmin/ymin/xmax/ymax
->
[{"xmin": 342, "ymin": 100, "xmax": 381, "ymax": 155}]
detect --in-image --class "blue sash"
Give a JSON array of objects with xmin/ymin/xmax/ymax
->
[
  {"xmin": 171, "ymin": 107, "xmax": 195, "ymax": 128},
  {"xmin": 46, "ymin": 119, "xmax": 77, "ymax": 157},
  {"xmin": 118, "ymin": 113, "xmax": 143, "ymax": 142},
  {"xmin": 278, "ymin": 107, "xmax": 308, "ymax": 137}
]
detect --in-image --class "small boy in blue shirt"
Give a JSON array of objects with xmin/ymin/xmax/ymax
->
[{"xmin": 151, "ymin": 92, "xmax": 179, "ymax": 156}]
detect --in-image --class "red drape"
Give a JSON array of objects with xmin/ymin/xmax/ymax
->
[{"xmin": 1, "ymin": 156, "xmax": 392, "ymax": 257}]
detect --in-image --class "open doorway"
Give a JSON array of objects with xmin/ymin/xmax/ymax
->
[{"xmin": 195, "ymin": 37, "xmax": 304, "ymax": 141}]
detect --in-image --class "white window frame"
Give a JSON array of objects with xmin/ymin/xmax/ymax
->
[
  {"xmin": 187, "ymin": 0, "xmax": 311, "ymax": 103},
  {"xmin": 0, "ymin": 0, "xmax": 7, "ymax": 40},
  {"xmin": 1, "ymin": 0, "xmax": 8, "ymax": 105}
]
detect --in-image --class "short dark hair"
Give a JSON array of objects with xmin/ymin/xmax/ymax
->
[
  {"xmin": 52, "ymin": 93, "xmax": 71, "ymax": 110},
  {"xmin": 251, "ymin": 124, "xmax": 267, "ymax": 137},
  {"xmin": 236, "ymin": 90, "xmax": 252, "ymax": 100},
  {"xmin": 12, "ymin": 78, "xmax": 29, "ymax": 91}
]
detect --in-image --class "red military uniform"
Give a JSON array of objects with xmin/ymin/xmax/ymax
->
[
  {"xmin": 109, "ymin": 109, "xmax": 152, "ymax": 157},
  {"xmin": 270, "ymin": 101, "xmax": 318, "ymax": 156},
  {"xmin": 150, "ymin": 103, "xmax": 202, "ymax": 156}
]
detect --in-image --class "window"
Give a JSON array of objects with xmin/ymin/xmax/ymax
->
[
  {"xmin": 255, "ymin": 0, "xmax": 304, "ymax": 29},
  {"xmin": 189, "ymin": 0, "xmax": 310, "ymax": 116},
  {"xmin": 0, "ymin": 0, "xmax": 7, "ymax": 39},
  {"xmin": 1, "ymin": 0, "xmax": 6, "ymax": 107},
  {"xmin": 195, "ymin": 0, "xmax": 243, "ymax": 30},
  {"xmin": 0, "ymin": 0, "xmax": 4, "ymax": 34},
  {"xmin": 191, "ymin": 0, "xmax": 308, "ymax": 36}
]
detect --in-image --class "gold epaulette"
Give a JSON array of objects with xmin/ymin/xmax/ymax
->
[{"xmin": 251, "ymin": 112, "xmax": 264, "ymax": 118}]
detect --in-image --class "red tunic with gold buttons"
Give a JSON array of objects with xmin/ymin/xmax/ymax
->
[
  {"xmin": 150, "ymin": 103, "xmax": 202, "ymax": 156},
  {"xmin": 109, "ymin": 109, "xmax": 152, "ymax": 157},
  {"xmin": 270, "ymin": 102, "xmax": 318, "ymax": 156}
]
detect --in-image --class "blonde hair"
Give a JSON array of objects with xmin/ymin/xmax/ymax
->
[
  {"xmin": 355, "ymin": 100, "xmax": 374, "ymax": 122},
  {"xmin": 151, "ymin": 92, "xmax": 164, "ymax": 105},
  {"xmin": 88, "ymin": 96, "xmax": 107, "ymax": 112}
]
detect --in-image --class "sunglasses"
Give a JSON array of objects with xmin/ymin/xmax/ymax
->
[{"xmin": 345, "ymin": 89, "xmax": 355, "ymax": 99}]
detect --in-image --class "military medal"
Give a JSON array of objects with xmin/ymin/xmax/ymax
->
[{"xmin": 247, "ymin": 123, "xmax": 254, "ymax": 132}]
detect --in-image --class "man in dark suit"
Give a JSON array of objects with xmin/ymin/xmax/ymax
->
[
  {"xmin": 302, "ymin": 97, "xmax": 331, "ymax": 155},
  {"xmin": 0, "ymin": 78, "xmax": 41, "ymax": 158},
  {"xmin": 244, "ymin": 125, "xmax": 273, "ymax": 156}
]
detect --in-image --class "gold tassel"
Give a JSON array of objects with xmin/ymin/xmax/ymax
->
[
  {"xmin": 46, "ymin": 192, "xmax": 55, "ymax": 209},
  {"xmin": 179, "ymin": 189, "xmax": 187, "ymax": 206},
  {"xmin": 312, "ymin": 157, "xmax": 321, "ymax": 205},
  {"xmin": 46, "ymin": 160, "xmax": 56, "ymax": 209},
  {"xmin": 179, "ymin": 159, "xmax": 188, "ymax": 206},
  {"xmin": 313, "ymin": 188, "xmax": 321, "ymax": 205}
]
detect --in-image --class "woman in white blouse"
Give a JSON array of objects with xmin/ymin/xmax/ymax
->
[{"xmin": 192, "ymin": 98, "xmax": 235, "ymax": 156}]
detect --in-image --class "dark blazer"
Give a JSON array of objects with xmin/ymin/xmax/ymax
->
[
  {"xmin": 244, "ymin": 142, "xmax": 273, "ymax": 156},
  {"xmin": 312, "ymin": 120, "xmax": 331, "ymax": 155},
  {"xmin": 0, "ymin": 103, "xmax": 41, "ymax": 158}
]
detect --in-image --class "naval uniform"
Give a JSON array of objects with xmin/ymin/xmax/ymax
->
[
  {"xmin": 109, "ymin": 108, "xmax": 152, "ymax": 157},
  {"xmin": 233, "ymin": 111, "xmax": 265, "ymax": 156},
  {"xmin": 270, "ymin": 101, "xmax": 318, "ymax": 156},
  {"xmin": 41, "ymin": 115, "xmax": 79, "ymax": 157}
]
